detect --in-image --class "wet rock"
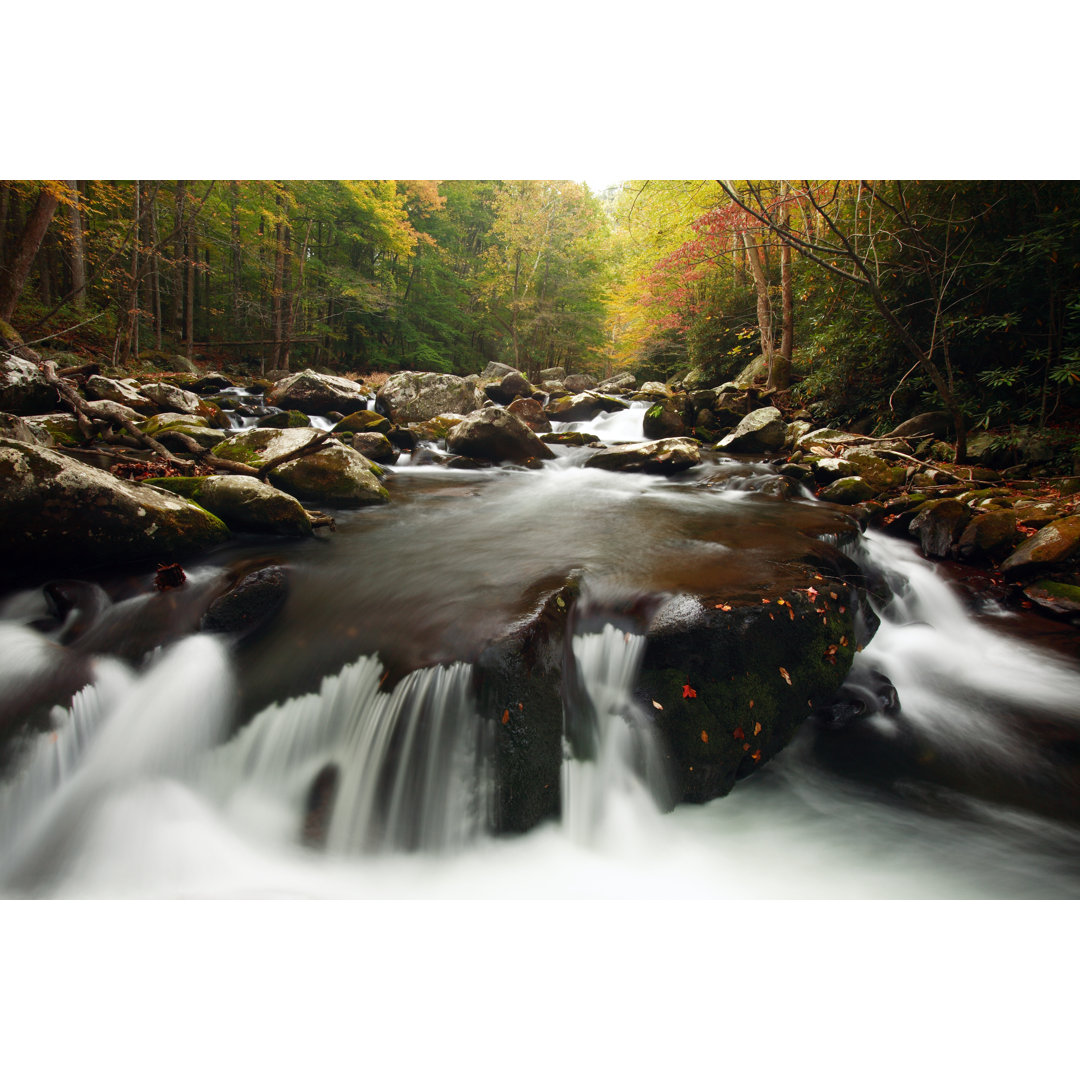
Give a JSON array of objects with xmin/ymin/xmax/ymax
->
[
  {"xmin": 841, "ymin": 449, "xmax": 907, "ymax": 489},
  {"xmin": 638, "ymin": 582, "xmax": 862, "ymax": 803},
  {"xmin": 954, "ymin": 509, "xmax": 1021, "ymax": 562},
  {"xmin": 189, "ymin": 373, "xmax": 234, "ymax": 394},
  {"xmin": 445, "ymin": 406, "xmax": 555, "ymax": 466},
  {"xmin": 387, "ymin": 426, "xmax": 417, "ymax": 451},
  {"xmin": 0, "ymin": 355, "xmax": 56, "ymax": 416},
  {"xmin": 485, "ymin": 369, "xmax": 533, "ymax": 405},
  {"xmin": 145, "ymin": 475, "xmax": 314, "ymax": 537},
  {"xmin": 332, "ymin": 409, "xmax": 392, "ymax": 436},
  {"xmin": 377, "ymin": 371, "xmax": 485, "ymax": 423},
  {"xmin": 637, "ymin": 381, "xmax": 670, "ymax": 398},
  {"xmin": 778, "ymin": 462, "xmax": 814, "ymax": 484},
  {"xmin": 506, "ymin": 396, "xmax": 552, "ymax": 433},
  {"xmin": 908, "ymin": 498, "xmax": 973, "ymax": 558},
  {"xmin": 540, "ymin": 431, "xmax": 600, "ymax": 446},
  {"xmin": 140, "ymin": 382, "xmax": 203, "ymax": 415},
  {"xmin": 597, "ymin": 372, "xmax": 636, "ymax": 392},
  {"xmin": 811, "ymin": 457, "xmax": 857, "ymax": 484},
  {"xmin": 301, "ymin": 763, "xmax": 340, "ymax": 849},
  {"xmin": 537, "ymin": 366, "xmax": 566, "ymax": 383},
  {"xmin": 545, "ymin": 392, "xmax": 629, "ymax": 423},
  {"xmin": 201, "ymin": 565, "xmax": 289, "ymax": 639},
  {"xmin": 213, "ymin": 427, "xmax": 389, "ymax": 507},
  {"xmin": 642, "ymin": 397, "xmax": 687, "ymax": 440},
  {"xmin": 411, "ymin": 413, "xmax": 467, "ymax": 442},
  {"xmin": 1022, "ymin": 579, "xmax": 1080, "ymax": 616},
  {"xmin": 584, "ymin": 438, "xmax": 701, "ymax": 475},
  {"xmin": 142, "ymin": 413, "xmax": 227, "ymax": 450},
  {"xmin": 1000, "ymin": 515, "xmax": 1080, "ymax": 579},
  {"xmin": 85, "ymin": 375, "xmax": 154, "ymax": 412},
  {"xmin": 348, "ymin": 432, "xmax": 399, "ymax": 464},
  {"xmin": 0, "ymin": 437, "xmax": 230, "ymax": 582},
  {"xmin": 794, "ymin": 427, "xmax": 862, "ymax": 453},
  {"xmin": 23, "ymin": 412, "xmax": 85, "ymax": 448},
  {"xmin": 716, "ymin": 406, "xmax": 786, "ymax": 453},
  {"xmin": 267, "ymin": 368, "xmax": 370, "ymax": 415},
  {"xmin": 818, "ymin": 476, "xmax": 881, "ymax": 505},
  {"xmin": 563, "ymin": 373, "xmax": 597, "ymax": 393},
  {"xmin": 255, "ymin": 409, "xmax": 311, "ymax": 429}
]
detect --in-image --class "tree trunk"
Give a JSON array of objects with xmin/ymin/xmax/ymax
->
[
  {"xmin": 743, "ymin": 230, "xmax": 773, "ymax": 373},
  {"xmin": 271, "ymin": 210, "xmax": 285, "ymax": 369},
  {"xmin": 0, "ymin": 182, "xmax": 9, "ymax": 267},
  {"xmin": 66, "ymin": 181, "xmax": 87, "ymax": 313},
  {"xmin": 150, "ymin": 197, "xmax": 162, "ymax": 349},
  {"xmin": 280, "ymin": 220, "xmax": 312, "ymax": 372},
  {"xmin": 230, "ymin": 181, "xmax": 242, "ymax": 336},
  {"xmin": 173, "ymin": 181, "xmax": 186, "ymax": 333},
  {"xmin": 185, "ymin": 215, "xmax": 196, "ymax": 361},
  {"xmin": 0, "ymin": 186, "xmax": 59, "ymax": 322},
  {"xmin": 772, "ymin": 184, "xmax": 794, "ymax": 391}
]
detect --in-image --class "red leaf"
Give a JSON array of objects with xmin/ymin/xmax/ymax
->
[{"xmin": 682, "ymin": 684, "xmax": 697, "ymax": 699}]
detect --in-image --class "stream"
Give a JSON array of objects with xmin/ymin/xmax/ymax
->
[{"xmin": 2, "ymin": 401, "xmax": 1080, "ymax": 898}]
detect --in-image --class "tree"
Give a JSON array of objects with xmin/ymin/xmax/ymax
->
[{"xmin": 0, "ymin": 182, "xmax": 60, "ymax": 321}]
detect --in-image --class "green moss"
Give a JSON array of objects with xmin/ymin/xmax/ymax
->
[
  {"xmin": 1029, "ymin": 579, "xmax": 1080, "ymax": 602},
  {"xmin": 142, "ymin": 476, "xmax": 206, "ymax": 499}
]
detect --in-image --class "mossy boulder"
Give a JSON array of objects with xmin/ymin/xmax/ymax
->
[
  {"xmin": 347, "ymin": 432, "xmax": 399, "ymax": 464},
  {"xmin": 145, "ymin": 475, "xmax": 313, "ymax": 537},
  {"xmin": 545, "ymin": 392, "xmax": 629, "ymax": 423},
  {"xmin": 907, "ymin": 498, "xmax": 973, "ymax": 558},
  {"xmin": 255, "ymin": 409, "xmax": 311, "ymax": 429},
  {"xmin": 332, "ymin": 409, "xmax": 392, "ymax": 436},
  {"xmin": 540, "ymin": 431, "xmax": 600, "ymax": 447},
  {"xmin": 637, "ymin": 582, "xmax": 864, "ymax": 803},
  {"xmin": 954, "ymin": 509, "xmax": 1021, "ymax": 562},
  {"xmin": 377, "ymin": 371, "xmax": 485, "ymax": 423},
  {"xmin": 716, "ymin": 406, "xmax": 786, "ymax": 453},
  {"xmin": 818, "ymin": 476, "xmax": 881, "ymax": 505},
  {"xmin": 411, "ymin": 413, "xmax": 467, "ymax": 442},
  {"xmin": 1022, "ymin": 579, "xmax": 1080, "ymax": 616},
  {"xmin": 1000, "ymin": 514, "xmax": 1080, "ymax": 579},
  {"xmin": 212, "ymin": 427, "xmax": 389, "ymax": 507},
  {"xmin": 86, "ymin": 375, "xmax": 154, "ymax": 412},
  {"xmin": 445, "ymin": 406, "xmax": 555, "ymax": 466},
  {"xmin": 139, "ymin": 382, "xmax": 203, "ymax": 415},
  {"xmin": 642, "ymin": 397, "xmax": 687, "ymax": 440},
  {"xmin": 0, "ymin": 437, "xmax": 229, "ymax": 582},
  {"xmin": 142, "ymin": 412, "xmax": 226, "ymax": 450},
  {"xmin": 583, "ymin": 438, "xmax": 701, "ymax": 475},
  {"xmin": 24, "ymin": 412, "xmax": 85, "ymax": 448},
  {"xmin": 267, "ymin": 368, "xmax": 371, "ymax": 415}
]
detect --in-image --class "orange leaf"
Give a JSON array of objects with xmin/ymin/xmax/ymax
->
[
  {"xmin": 652, "ymin": 700, "xmax": 664, "ymax": 710},
  {"xmin": 779, "ymin": 667, "xmax": 791, "ymax": 684},
  {"xmin": 682, "ymin": 684, "xmax": 697, "ymax": 699},
  {"xmin": 751, "ymin": 749, "xmax": 762, "ymax": 762},
  {"xmin": 743, "ymin": 742, "xmax": 750, "ymax": 751},
  {"xmin": 700, "ymin": 730, "xmax": 709, "ymax": 744},
  {"xmin": 805, "ymin": 586, "xmax": 819, "ymax": 601},
  {"xmin": 715, "ymin": 603, "xmax": 732, "ymax": 611},
  {"xmin": 761, "ymin": 598, "xmax": 771, "ymax": 604},
  {"xmin": 733, "ymin": 726, "xmax": 745, "ymax": 740},
  {"xmin": 754, "ymin": 721, "xmax": 762, "ymax": 736},
  {"xmin": 776, "ymin": 598, "xmax": 785, "ymax": 606},
  {"xmin": 748, "ymin": 699, "xmax": 754, "ymax": 708},
  {"xmin": 501, "ymin": 709, "xmax": 510, "ymax": 725}
]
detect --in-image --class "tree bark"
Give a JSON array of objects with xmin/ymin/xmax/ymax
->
[
  {"xmin": 743, "ymin": 230, "xmax": 773, "ymax": 373},
  {"xmin": 185, "ymin": 214, "xmax": 196, "ymax": 361},
  {"xmin": 173, "ymin": 181, "xmax": 186, "ymax": 333},
  {"xmin": 0, "ymin": 186, "xmax": 59, "ymax": 322},
  {"xmin": 772, "ymin": 183, "xmax": 794, "ymax": 391},
  {"xmin": 66, "ymin": 181, "xmax": 87, "ymax": 313},
  {"xmin": 281, "ymin": 219, "xmax": 312, "ymax": 372},
  {"xmin": 271, "ymin": 207, "xmax": 286, "ymax": 369}
]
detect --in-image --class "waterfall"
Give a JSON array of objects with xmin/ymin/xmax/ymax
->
[
  {"xmin": 561, "ymin": 623, "xmax": 668, "ymax": 844},
  {"xmin": 202, "ymin": 655, "xmax": 490, "ymax": 854}
]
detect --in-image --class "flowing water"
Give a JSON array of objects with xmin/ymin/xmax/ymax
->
[{"xmin": 3, "ymin": 401, "xmax": 1080, "ymax": 898}]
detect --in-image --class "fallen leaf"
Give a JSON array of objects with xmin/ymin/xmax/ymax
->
[
  {"xmin": 733, "ymin": 726, "xmax": 745, "ymax": 740},
  {"xmin": 682, "ymin": 684, "xmax": 697, "ymax": 699},
  {"xmin": 748, "ymin": 700, "xmax": 754, "ymax": 709},
  {"xmin": 700, "ymin": 730, "xmax": 709, "ymax": 744},
  {"xmin": 806, "ymin": 586, "xmax": 819, "ymax": 601},
  {"xmin": 751, "ymin": 749, "xmax": 762, "ymax": 762},
  {"xmin": 761, "ymin": 598, "xmax": 771, "ymax": 604},
  {"xmin": 777, "ymin": 597, "xmax": 786, "ymax": 605},
  {"xmin": 652, "ymin": 700, "xmax": 664, "ymax": 710},
  {"xmin": 839, "ymin": 636, "xmax": 848, "ymax": 647},
  {"xmin": 715, "ymin": 603, "xmax": 732, "ymax": 611},
  {"xmin": 779, "ymin": 666, "xmax": 791, "ymax": 684},
  {"xmin": 742, "ymin": 742, "xmax": 750, "ymax": 751},
  {"xmin": 754, "ymin": 721, "xmax": 762, "ymax": 736},
  {"xmin": 501, "ymin": 709, "xmax": 510, "ymax": 725}
]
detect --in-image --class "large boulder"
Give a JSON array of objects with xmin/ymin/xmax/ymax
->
[
  {"xmin": 716, "ymin": 406, "xmax": 787, "ymax": 452},
  {"xmin": 0, "ymin": 411, "xmax": 50, "ymax": 446},
  {"xmin": 908, "ymin": 498, "xmax": 973, "ymax": 559},
  {"xmin": 212, "ymin": 427, "xmax": 389, "ymax": 506},
  {"xmin": 545, "ymin": 392, "xmax": 628, "ymax": 424},
  {"xmin": 445, "ymin": 406, "xmax": 555, "ymax": 466},
  {"xmin": 506, "ymin": 396, "xmax": 552, "ymax": 433},
  {"xmin": 563, "ymin": 373, "xmax": 598, "ymax": 394},
  {"xmin": 377, "ymin": 371, "xmax": 486, "ymax": 423},
  {"xmin": 954, "ymin": 509, "xmax": 1021, "ymax": 562},
  {"xmin": 145, "ymin": 475, "xmax": 314, "ymax": 537},
  {"xmin": 584, "ymin": 438, "xmax": 701, "ymax": 475},
  {"xmin": 642, "ymin": 397, "xmax": 687, "ymax": 440},
  {"xmin": 139, "ymin": 382, "xmax": 203, "ymax": 415},
  {"xmin": 1000, "ymin": 515, "xmax": 1080, "ymax": 579},
  {"xmin": 597, "ymin": 372, "xmax": 636, "ymax": 393},
  {"xmin": 266, "ymin": 369, "xmax": 371, "ymax": 416},
  {"xmin": 142, "ymin": 413, "xmax": 227, "ymax": 451},
  {"xmin": 0, "ymin": 437, "xmax": 230, "ymax": 581},
  {"xmin": 85, "ymin": 375, "xmax": 154, "ymax": 413},
  {"xmin": 332, "ymin": 409, "xmax": 392, "ymax": 436},
  {"xmin": 485, "ymin": 368, "xmax": 534, "ymax": 405},
  {"xmin": 885, "ymin": 411, "xmax": 953, "ymax": 440},
  {"xmin": 0, "ymin": 355, "xmax": 56, "ymax": 416},
  {"xmin": 537, "ymin": 366, "xmax": 566, "ymax": 383}
]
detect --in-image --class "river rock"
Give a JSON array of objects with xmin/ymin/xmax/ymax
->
[
  {"xmin": 908, "ymin": 498, "xmax": 973, "ymax": 558},
  {"xmin": 818, "ymin": 476, "xmax": 881, "ymax": 505},
  {"xmin": 1000, "ymin": 515, "xmax": 1080, "ymax": 579},
  {"xmin": 506, "ymin": 396, "xmax": 552, "ymax": 433},
  {"xmin": 0, "ymin": 437, "xmax": 230, "ymax": 581},
  {"xmin": 597, "ymin": 373, "xmax": 636, "ymax": 392},
  {"xmin": 86, "ymin": 375, "xmax": 154, "ymax": 412},
  {"xmin": 953, "ymin": 509, "xmax": 1021, "ymax": 562},
  {"xmin": 842, "ymin": 449, "xmax": 907, "ymax": 489},
  {"xmin": 584, "ymin": 438, "xmax": 701, "ymax": 475},
  {"xmin": 145, "ymin": 475, "xmax": 314, "ymax": 537},
  {"xmin": 545, "ymin": 392, "xmax": 628, "ymax": 423},
  {"xmin": 642, "ymin": 397, "xmax": 687, "ymax": 440},
  {"xmin": 347, "ymin": 432, "xmax": 399, "ymax": 464},
  {"xmin": 637, "ymin": 381, "xmax": 670, "ymax": 398},
  {"xmin": 563, "ymin": 373, "xmax": 597, "ymax": 393},
  {"xmin": 0, "ymin": 411, "xmax": 49, "ymax": 446},
  {"xmin": 811, "ymin": 457, "xmax": 857, "ymax": 484},
  {"xmin": 0, "ymin": 355, "xmax": 56, "ymax": 416},
  {"xmin": 140, "ymin": 382, "xmax": 203, "ymax": 415},
  {"xmin": 716, "ymin": 406, "xmax": 786, "ymax": 452},
  {"xmin": 1022, "ymin": 579, "xmax": 1080, "ymax": 616},
  {"xmin": 23, "ymin": 412, "xmax": 85, "ymax": 448},
  {"xmin": 142, "ymin": 412, "xmax": 227, "ymax": 451},
  {"xmin": 540, "ymin": 431, "xmax": 600, "ymax": 446},
  {"xmin": 537, "ymin": 366, "xmax": 566, "ymax": 383},
  {"xmin": 267, "ymin": 369, "xmax": 370, "ymax": 415},
  {"xmin": 478, "ymin": 361, "xmax": 520, "ymax": 383},
  {"xmin": 377, "ymin": 371, "xmax": 485, "ymax": 423},
  {"xmin": 254, "ymin": 409, "xmax": 310, "ymax": 429},
  {"xmin": 445, "ymin": 406, "xmax": 555, "ymax": 466},
  {"xmin": 213, "ymin": 427, "xmax": 389, "ymax": 506},
  {"xmin": 485, "ymin": 369, "xmax": 533, "ymax": 405},
  {"xmin": 332, "ymin": 409, "xmax": 391, "ymax": 436},
  {"xmin": 201, "ymin": 565, "xmax": 289, "ymax": 639},
  {"xmin": 637, "ymin": 581, "xmax": 863, "ymax": 803}
]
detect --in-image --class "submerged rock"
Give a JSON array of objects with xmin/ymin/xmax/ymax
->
[
  {"xmin": 0, "ymin": 437, "xmax": 229, "ymax": 581},
  {"xmin": 201, "ymin": 565, "xmax": 289, "ymax": 639}
]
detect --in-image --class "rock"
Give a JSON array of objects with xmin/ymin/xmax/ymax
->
[
  {"xmin": 330, "ymin": 408, "xmax": 391, "ymax": 436},
  {"xmin": 85, "ymin": 375, "xmax": 154, "ymax": 412},
  {"xmin": 597, "ymin": 373, "xmax": 636, "ymax": 392},
  {"xmin": 795, "ymin": 427, "xmax": 863, "ymax": 453},
  {"xmin": 545, "ymin": 393, "xmax": 629, "ymax": 424},
  {"xmin": 213, "ymin": 427, "xmax": 389, "ymax": 507},
  {"xmin": 637, "ymin": 581, "xmax": 864, "ymax": 803},
  {"xmin": 583, "ymin": 438, "xmax": 701, "ymax": 475},
  {"xmin": 0, "ymin": 411, "xmax": 49, "ymax": 446},
  {"xmin": 884, "ymin": 411, "xmax": 953, "ymax": 440},
  {"xmin": 189, "ymin": 374, "xmax": 234, "ymax": 394},
  {"xmin": 733, "ymin": 356, "xmax": 768, "ymax": 384},
  {"xmin": 485, "ymin": 369, "xmax": 533, "ymax": 405},
  {"xmin": 819, "ymin": 476, "xmax": 881, "ymax": 505},
  {"xmin": 841, "ymin": 449, "xmax": 907, "ymax": 489},
  {"xmin": 637, "ymin": 381, "xmax": 670, "ymax": 398},
  {"xmin": 786, "ymin": 420, "xmax": 813, "ymax": 448},
  {"xmin": 0, "ymin": 355, "xmax": 56, "ymax": 416},
  {"xmin": 1022, "ymin": 579, "xmax": 1080, "ymax": 616},
  {"xmin": 642, "ymin": 397, "xmax": 687, "ymax": 440},
  {"xmin": 908, "ymin": 498, "xmax": 973, "ymax": 558},
  {"xmin": 716, "ymin": 406, "xmax": 786, "ymax": 452},
  {"xmin": 23, "ymin": 412, "xmax": 85, "ymax": 448},
  {"xmin": 540, "ymin": 431, "xmax": 600, "ymax": 446},
  {"xmin": 537, "ymin": 366, "xmax": 566, "ymax": 383},
  {"xmin": 563, "ymin": 373, "xmax": 597, "ymax": 393},
  {"xmin": 140, "ymin": 382, "xmax": 203, "ymax": 415},
  {"xmin": 0, "ymin": 437, "xmax": 229, "ymax": 582},
  {"xmin": 266, "ymin": 368, "xmax": 370, "ymax": 415},
  {"xmin": 953, "ymin": 509, "xmax": 1020, "ymax": 562},
  {"xmin": 445, "ymin": 406, "xmax": 555, "ymax": 466},
  {"xmin": 348, "ymin": 432, "xmax": 399, "ymax": 464},
  {"xmin": 411, "ymin": 413, "xmax": 467, "ymax": 442},
  {"xmin": 811, "ymin": 457, "xmax": 857, "ymax": 485},
  {"xmin": 145, "ymin": 475, "xmax": 314, "ymax": 537},
  {"xmin": 377, "ymin": 371, "xmax": 485, "ymax": 423},
  {"xmin": 255, "ymin": 409, "xmax": 311, "ymax": 429},
  {"xmin": 506, "ymin": 397, "xmax": 552, "ymax": 433},
  {"xmin": 148, "ymin": 419, "xmax": 227, "ymax": 451},
  {"xmin": 201, "ymin": 565, "xmax": 289, "ymax": 639},
  {"xmin": 1000, "ymin": 515, "xmax": 1080, "ymax": 579},
  {"xmin": 478, "ymin": 361, "xmax": 520, "ymax": 383}
]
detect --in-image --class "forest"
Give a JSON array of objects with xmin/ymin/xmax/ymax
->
[{"xmin": 3, "ymin": 178, "xmax": 1079, "ymax": 466}]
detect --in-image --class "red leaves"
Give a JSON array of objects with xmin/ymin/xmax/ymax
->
[
  {"xmin": 733, "ymin": 726, "xmax": 745, "ymax": 740},
  {"xmin": 501, "ymin": 709, "xmax": 510, "ymax": 725},
  {"xmin": 805, "ymin": 586, "xmax": 819, "ymax": 602},
  {"xmin": 682, "ymin": 684, "xmax": 697, "ymax": 699},
  {"xmin": 154, "ymin": 563, "xmax": 185, "ymax": 591}
]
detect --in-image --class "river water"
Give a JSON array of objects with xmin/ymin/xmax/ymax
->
[{"xmin": 3, "ymin": 401, "xmax": 1080, "ymax": 899}]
